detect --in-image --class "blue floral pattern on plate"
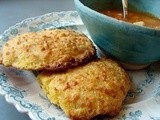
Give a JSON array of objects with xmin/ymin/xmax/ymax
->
[{"xmin": 0, "ymin": 11, "xmax": 160, "ymax": 120}]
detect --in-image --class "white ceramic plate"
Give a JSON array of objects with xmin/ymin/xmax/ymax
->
[{"xmin": 0, "ymin": 11, "xmax": 160, "ymax": 120}]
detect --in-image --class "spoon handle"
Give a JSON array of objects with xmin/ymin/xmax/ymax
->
[{"xmin": 122, "ymin": 0, "xmax": 128, "ymax": 18}]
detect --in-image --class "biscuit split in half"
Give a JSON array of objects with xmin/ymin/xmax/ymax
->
[
  {"xmin": 37, "ymin": 58, "xmax": 131, "ymax": 120},
  {"xmin": 0, "ymin": 29, "xmax": 96, "ymax": 71}
]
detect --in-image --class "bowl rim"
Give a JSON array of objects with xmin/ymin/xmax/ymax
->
[{"xmin": 74, "ymin": 0, "xmax": 160, "ymax": 33}]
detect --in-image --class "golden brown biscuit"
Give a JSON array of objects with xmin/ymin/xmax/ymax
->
[
  {"xmin": 1, "ymin": 29, "xmax": 96, "ymax": 71},
  {"xmin": 37, "ymin": 58, "xmax": 131, "ymax": 120}
]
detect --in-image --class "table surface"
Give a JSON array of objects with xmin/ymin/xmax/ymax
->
[{"xmin": 0, "ymin": 0, "xmax": 75, "ymax": 119}]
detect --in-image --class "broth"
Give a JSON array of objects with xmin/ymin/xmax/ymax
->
[{"xmin": 100, "ymin": 10, "xmax": 160, "ymax": 29}]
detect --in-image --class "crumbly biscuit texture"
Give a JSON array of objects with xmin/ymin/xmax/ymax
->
[
  {"xmin": 1, "ymin": 29, "xmax": 96, "ymax": 70},
  {"xmin": 37, "ymin": 58, "xmax": 131, "ymax": 120}
]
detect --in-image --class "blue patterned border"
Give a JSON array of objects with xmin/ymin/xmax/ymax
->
[{"xmin": 0, "ymin": 11, "xmax": 160, "ymax": 120}]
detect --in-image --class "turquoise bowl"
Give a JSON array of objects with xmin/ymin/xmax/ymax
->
[{"xmin": 74, "ymin": 0, "xmax": 160, "ymax": 69}]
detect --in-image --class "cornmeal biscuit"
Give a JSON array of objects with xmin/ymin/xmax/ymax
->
[
  {"xmin": 1, "ymin": 29, "xmax": 96, "ymax": 71},
  {"xmin": 37, "ymin": 58, "xmax": 131, "ymax": 120}
]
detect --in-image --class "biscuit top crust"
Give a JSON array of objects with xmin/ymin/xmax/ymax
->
[
  {"xmin": 2, "ymin": 29, "xmax": 96, "ymax": 70},
  {"xmin": 37, "ymin": 58, "xmax": 131, "ymax": 120}
]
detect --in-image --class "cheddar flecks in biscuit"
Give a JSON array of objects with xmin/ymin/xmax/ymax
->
[
  {"xmin": 37, "ymin": 58, "xmax": 131, "ymax": 120},
  {"xmin": 1, "ymin": 29, "xmax": 96, "ymax": 71}
]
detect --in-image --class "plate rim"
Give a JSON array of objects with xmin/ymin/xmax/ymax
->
[{"xmin": 0, "ymin": 10, "xmax": 160, "ymax": 120}]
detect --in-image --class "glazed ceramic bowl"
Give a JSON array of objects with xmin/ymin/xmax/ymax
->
[{"xmin": 74, "ymin": 0, "xmax": 160, "ymax": 69}]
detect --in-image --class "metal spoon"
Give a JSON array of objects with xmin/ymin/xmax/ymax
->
[{"xmin": 122, "ymin": 0, "xmax": 128, "ymax": 18}]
